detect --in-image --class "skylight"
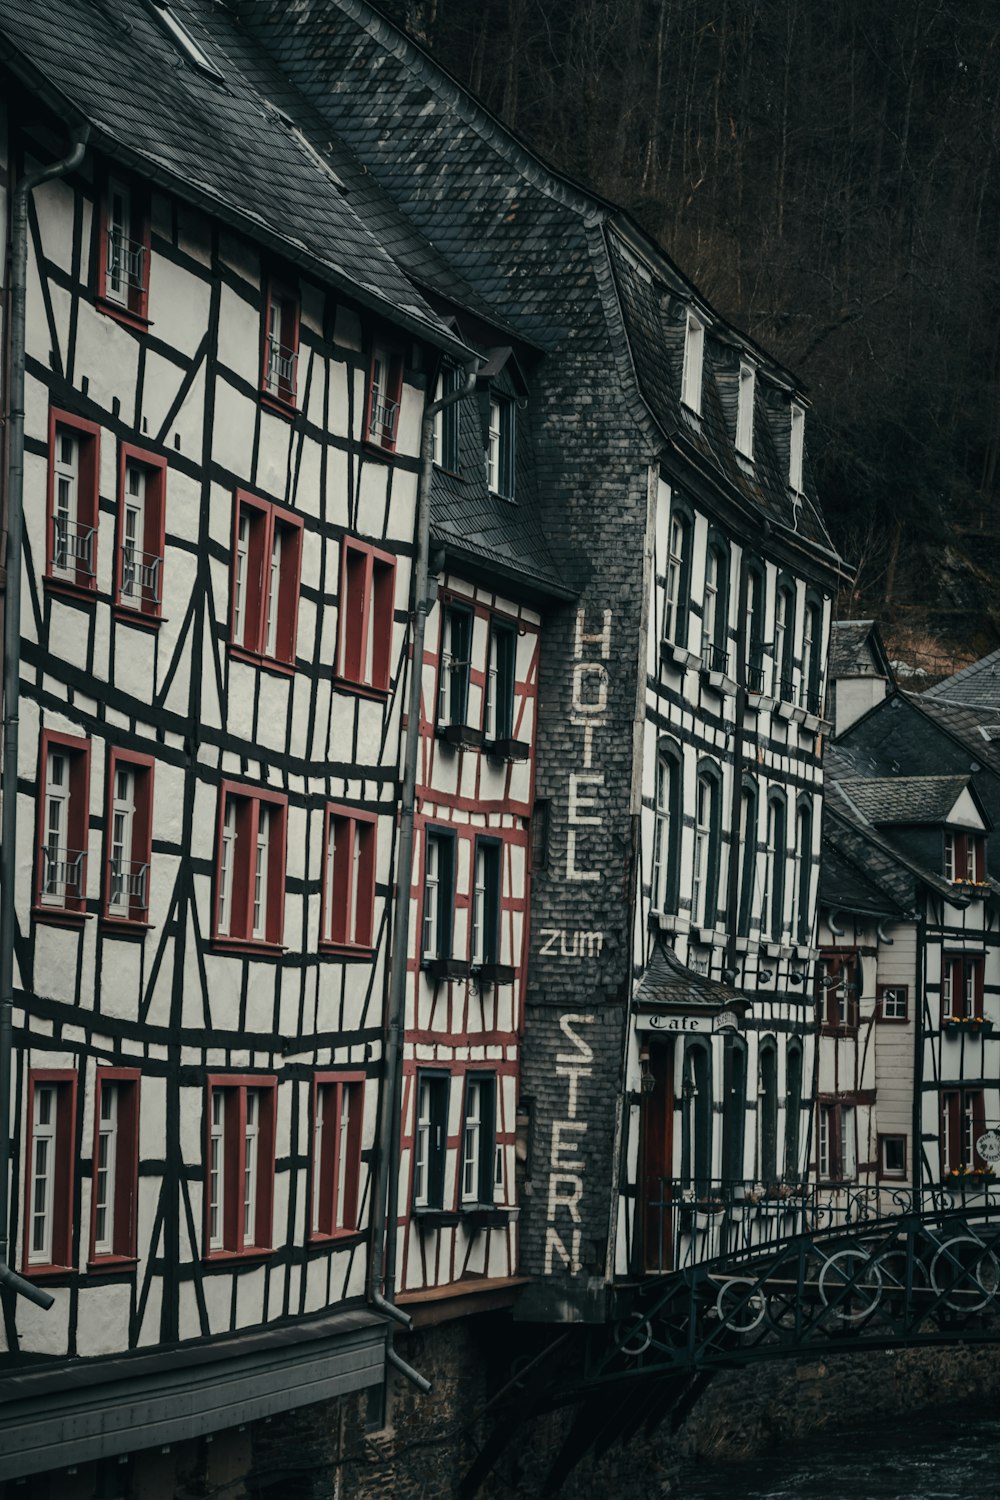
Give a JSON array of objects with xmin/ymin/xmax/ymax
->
[{"xmin": 148, "ymin": 0, "xmax": 225, "ymax": 82}]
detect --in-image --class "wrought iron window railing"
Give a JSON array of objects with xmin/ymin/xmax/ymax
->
[
  {"xmin": 777, "ymin": 674, "xmax": 796, "ymax": 704},
  {"xmin": 369, "ymin": 389, "xmax": 399, "ymax": 445},
  {"xmin": 52, "ymin": 518, "xmax": 96, "ymax": 578},
  {"xmin": 120, "ymin": 545, "xmax": 162, "ymax": 606},
  {"xmin": 701, "ymin": 642, "xmax": 729, "ymax": 674},
  {"xmin": 107, "ymin": 229, "xmax": 146, "ymax": 295},
  {"xmin": 266, "ymin": 336, "xmax": 297, "ymax": 396},
  {"xmin": 108, "ymin": 858, "xmax": 149, "ymax": 913},
  {"xmin": 800, "ymin": 684, "xmax": 823, "ymax": 715},
  {"xmin": 745, "ymin": 662, "xmax": 766, "ymax": 693},
  {"xmin": 40, "ymin": 846, "xmax": 86, "ymax": 903}
]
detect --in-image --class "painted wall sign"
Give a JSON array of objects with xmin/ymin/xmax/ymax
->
[
  {"xmin": 977, "ymin": 1130, "xmax": 1000, "ymax": 1163},
  {"xmin": 636, "ymin": 1012, "xmax": 714, "ymax": 1033},
  {"xmin": 538, "ymin": 928, "xmax": 605, "ymax": 958},
  {"xmin": 566, "ymin": 608, "xmax": 611, "ymax": 883},
  {"xmin": 544, "ymin": 1012, "xmax": 595, "ymax": 1275}
]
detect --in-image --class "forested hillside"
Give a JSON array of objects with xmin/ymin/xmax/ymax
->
[{"xmin": 383, "ymin": 0, "xmax": 1000, "ymax": 667}]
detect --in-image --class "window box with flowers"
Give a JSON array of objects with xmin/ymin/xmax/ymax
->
[
  {"xmin": 943, "ymin": 1016, "xmax": 993, "ymax": 1037},
  {"xmin": 943, "ymin": 1167, "xmax": 997, "ymax": 1189}
]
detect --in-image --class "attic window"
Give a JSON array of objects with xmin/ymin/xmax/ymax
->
[
  {"xmin": 737, "ymin": 362, "xmax": 755, "ymax": 459},
  {"xmin": 789, "ymin": 402, "xmax": 805, "ymax": 493},
  {"xmin": 148, "ymin": 0, "xmax": 224, "ymax": 81},
  {"xmin": 681, "ymin": 313, "xmax": 704, "ymax": 416}
]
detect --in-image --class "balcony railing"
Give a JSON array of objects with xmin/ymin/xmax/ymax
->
[
  {"xmin": 266, "ymin": 337, "xmax": 297, "ymax": 397},
  {"xmin": 40, "ymin": 846, "xmax": 86, "ymax": 903},
  {"xmin": 108, "ymin": 858, "xmax": 150, "ymax": 914},
  {"xmin": 745, "ymin": 662, "xmax": 766, "ymax": 694},
  {"xmin": 777, "ymin": 674, "xmax": 796, "ymax": 704},
  {"xmin": 800, "ymin": 684, "xmax": 823, "ymax": 715},
  {"xmin": 642, "ymin": 1176, "xmax": 982, "ymax": 1275},
  {"xmin": 52, "ymin": 517, "xmax": 95, "ymax": 578},
  {"xmin": 369, "ymin": 389, "xmax": 399, "ymax": 445},
  {"xmin": 106, "ymin": 229, "xmax": 146, "ymax": 295},
  {"xmin": 701, "ymin": 641, "xmax": 730, "ymax": 674},
  {"xmin": 120, "ymin": 545, "xmax": 162, "ymax": 606}
]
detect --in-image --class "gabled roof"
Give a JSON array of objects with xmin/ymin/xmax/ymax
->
[
  {"xmin": 925, "ymin": 647, "xmax": 1000, "ymax": 710},
  {"xmin": 903, "ymin": 695, "xmax": 1000, "ymax": 779},
  {"xmin": 822, "ymin": 782, "xmax": 956, "ymax": 906},
  {"xmin": 828, "ymin": 619, "xmax": 895, "ymax": 682},
  {"xmin": 0, "ymin": 0, "xmax": 469, "ymax": 357},
  {"xmin": 633, "ymin": 943, "xmax": 747, "ymax": 1012},
  {"xmin": 821, "ymin": 805, "xmax": 914, "ymax": 917},
  {"xmin": 834, "ymin": 774, "xmax": 981, "ymax": 829}
]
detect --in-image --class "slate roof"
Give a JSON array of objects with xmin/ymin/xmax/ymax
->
[
  {"xmin": 925, "ymin": 647, "xmax": 1000, "ymax": 710},
  {"xmin": 829, "ymin": 619, "xmax": 895, "ymax": 680},
  {"xmin": 0, "ymin": 0, "xmax": 467, "ymax": 356},
  {"xmin": 822, "ymin": 782, "xmax": 952, "ymax": 909},
  {"xmin": 633, "ymin": 943, "xmax": 747, "ymax": 1012},
  {"xmin": 905, "ymin": 695, "xmax": 1000, "ymax": 779},
  {"xmin": 833, "ymin": 775, "xmax": 974, "ymax": 828}
]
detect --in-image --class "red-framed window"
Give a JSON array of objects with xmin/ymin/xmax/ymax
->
[
  {"xmin": 460, "ymin": 1073, "xmax": 498, "ymax": 1206},
  {"xmin": 24, "ymin": 1069, "xmax": 77, "ymax": 1273},
  {"xmin": 205, "ymin": 1076, "xmax": 276, "ymax": 1258},
  {"xmin": 34, "ymin": 729, "xmax": 91, "ymax": 921},
  {"xmin": 214, "ymin": 783, "xmax": 287, "ymax": 949},
  {"xmin": 944, "ymin": 830, "xmax": 986, "ymax": 885},
  {"xmin": 364, "ymin": 342, "xmax": 404, "ymax": 451},
  {"xmin": 97, "ymin": 174, "xmax": 151, "ymax": 327},
  {"xmin": 46, "ymin": 408, "xmax": 101, "ymax": 594},
  {"xmin": 90, "ymin": 1068, "xmax": 140, "ymax": 1265},
  {"xmin": 322, "ymin": 806, "xmax": 376, "ymax": 952},
  {"xmin": 941, "ymin": 1088, "xmax": 986, "ymax": 1176},
  {"xmin": 337, "ymin": 538, "xmax": 396, "ymax": 694},
  {"xmin": 260, "ymin": 279, "xmax": 300, "ymax": 412},
  {"xmin": 115, "ymin": 444, "xmax": 166, "ymax": 623},
  {"xmin": 817, "ymin": 950, "xmax": 859, "ymax": 1032},
  {"xmin": 310, "ymin": 1073, "xmax": 364, "ymax": 1240},
  {"xmin": 877, "ymin": 984, "xmax": 908, "ymax": 1023},
  {"xmin": 230, "ymin": 491, "xmax": 303, "ymax": 670},
  {"xmin": 817, "ymin": 1100, "xmax": 857, "ymax": 1182},
  {"xmin": 877, "ymin": 1133, "xmax": 907, "ymax": 1182},
  {"xmin": 941, "ymin": 953, "xmax": 985, "ymax": 1021},
  {"xmin": 103, "ymin": 749, "xmax": 154, "ymax": 924}
]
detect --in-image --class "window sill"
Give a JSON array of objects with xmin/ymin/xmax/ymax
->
[
  {"xmin": 877, "ymin": 1015, "xmax": 910, "ymax": 1025},
  {"xmin": 96, "ymin": 297, "xmax": 152, "ymax": 334},
  {"xmin": 659, "ymin": 640, "xmax": 700, "ymax": 672},
  {"xmin": 259, "ymin": 390, "xmax": 299, "ymax": 422},
  {"xmin": 319, "ymin": 940, "xmax": 376, "ymax": 960},
  {"xmin": 334, "ymin": 675, "xmax": 390, "ymax": 704},
  {"xmin": 700, "ymin": 668, "xmax": 738, "ymax": 697},
  {"xmin": 943, "ymin": 1020, "xmax": 993, "ymax": 1037},
  {"xmin": 228, "ymin": 644, "xmax": 296, "ymax": 678},
  {"xmin": 820, "ymin": 1025, "xmax": 859, "ymax": 1038},
  {"xmin": 86, "ymin": 1254, "xmax": 138, "ymax": 1274},
  {"xmin": 462, "ymin": 1205, "xmax": 516, "ymax": 1231},
  {"xmin": 472, "ymin": 962, "xmax": 516, "ymax": 986},
  {"xmin": 422, "ymin": 957, "xmax": 473, "ymax": 981},
  {"xmin": 762, "ymin": 941, "xmax": 793, "ymax": 959},
  {"xmin": 412, "ymin": 1208, "xmax": 463, "ymax": 1229},
  {"xmin": 113, "ymin": 604, "xmax": 163, "ymax": 632},
  {"xmin": 361, "ymin": 437, "xmax": 399, "ymax": 462},
  {"xmin": 203, "ymin": 1246, "xmax": 275, "ymax": 1265},
  {"xmin": 650, "ymin": 911, "xmax": 689, "ymax": 935},
  {"xmin": 100, "ymin": 915, "xmax": 154, "ymax": 936},
  {"xmin": 32, "ymin": 905, "xmax": 91, "ymax": 929},
  {"xmin": 485, "ymin": 738, "xmax": 530, "ymax": 763},
  {"xmin": 210, "ymin": 937, "xmax": 288, "ymax": 957},
  {"xmin": 307, "ymin": 1228, "xmax": 364, "ymax": 1246},
  {"xmin": 437, "ymin": 724, "xmax": 485, "ymax": 751},
  {"xmin": 744, "ymin": 690, "xmax": 776, "ymax": 713},
  {"xmin": 43, "ymin": 575, "xmax": 98, "ymax": 605},
  {"xmin": 23, "ymin": 1262, "xmax": 74, "ymax": 1280}
]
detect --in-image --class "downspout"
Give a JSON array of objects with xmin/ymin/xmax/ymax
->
[
  {"xmin": 0, "ymin": 123, "xmax": 90, "ymax": 1311},
  {"xmin": 369, "ymin": 360, "xmax": 478, "ymax": 1390}
]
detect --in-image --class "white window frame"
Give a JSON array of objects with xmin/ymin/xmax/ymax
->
[
  {"xmin": 472, "ymin": 845, "xmax": 489, "ymax": 967},
  {"xmin": 120, "ymin": 462, "xmax": 146, "ymax": 610},
  {"xmin": 252, "ymin": 808, "xmax": 270, "ymax": 941},
  {"xmin": 414, "ymin": 1080, "xmax": 433, "ymax": 1208},
  {"xmin": 243, "ymin": 1090, "xmax": 259, "ymax": 1247},
  {"xmin": 422, "ymin": 837, "xmax": 441, "ymax": 959},
  {"xmin": 93, "ymin": 1084, "xmax": 119, "ymax": 1256},
  {"xmin": 108, "ymin": 765, "xmax": 136, "ymax": 918},
  {"xmin": 28, "ymin": 1084, "xmax": 57, "ymax": 1266},
  {"xmin": 651, "ymin": 754, "xmax": 672, "ymax": 913},
  {"xmin": 209, "ymin": 1089, "xmax": 225, "ymax": 1251},
  {"xmin": 335, "ymin": 1086, "xmax": 352, "ymax": 1231},
  {"xmin": 233, "ymin": 513, "xmax": 250, "ymax": 647},
  {"xmin": 52, "ymin": 429, "xmax": 80, "ymax": 582},
  {"xmin": 106, "ymin": 178, "xmax": 132, "ymax": 307},
  {"xmin": 42, "ymin": 749, "xmax": 70, "ymax": 906},
  {"xmin": 692, "ymin": 774, "xmax": 713, "ymax": 927},
  {"xmin": 218, "ymin": 798, "xmax": 237, "ymax": 937},
  {"xmin": 664, "ymin": 512, "xmax": 687, "ymax": 646},
  {"xmin": 681, "ymin": 312, "xmax": 705, "ymax": 415},
  {"xmin": 737, "ymin": 360, "xmax": 755, "ymax": 458},
  {"xmin": 462, "ymin": 1079, "xmax": 482, "ymax": 1203},
  {"xmin": 264, "ymin": 526, "xmax": 282, "ymax": 659},
  {"xmin": 789, "ymin": 402, "xmax": 805, "ymax": 493}
]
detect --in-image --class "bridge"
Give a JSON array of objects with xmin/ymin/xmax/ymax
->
[{"xmin": 461, "ymin": 1181, "xmax": 1000, "ymax": 1496}]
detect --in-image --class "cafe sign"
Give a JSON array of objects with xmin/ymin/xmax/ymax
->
[{"xmin": 636, "ymin": 1008, "xmax": 741, "ymax": 1035}]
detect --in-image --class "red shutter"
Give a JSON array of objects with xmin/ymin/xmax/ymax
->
[
  {"xmin": 341, "ymin": 545, "xmax": 369, "ymax": 682},
  {"xmin": 68, "ymin": 740, "xmax": 92, "ymax": 913},
  {"xmin": 275, "ymin": 517, "xmax": 303, "ymax": 663},
  {"xmin": 330, "ymin": 815, "xmax": 350, "ymax": 945},
  {"xmin": 355, "ymin": 820, "xmax": 376, "ymax": 948},
  {"xmin": 370, "ymin": 555, "xmax": 396, "ymax": 691},
  {"xmin": 316, "ymin": 1082, "xmax": 334, "ymax": 1236},
  {"xmin": 115, "ymin": 1078, "xmax": 139, "ymax": 1257},
  {"xmin": 265, "ymin": 799, "xmax": 287, "ymax": 945},
  {"xmin": 231, "ymin": 795, "xmax": 254, "ymax": 939},
  {"xmin": 255, "ymin": 1084, "xmax": 276, "ymax": 1250},
  {"xmin": 130, "ymin": 762, "xmax": 154, "ymax": 919},
  {"xmin": 223, "ymin": 1089, "xmax": 241, "ymax": 1252},
  {"xmin": 343, "ymin": 1082, "xmax": 363, "ymax": 1230}
]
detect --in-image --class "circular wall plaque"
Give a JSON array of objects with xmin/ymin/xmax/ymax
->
[{"xmin": 976, "ymin": 1129, "xmax": 1000, "ymax": 1163}]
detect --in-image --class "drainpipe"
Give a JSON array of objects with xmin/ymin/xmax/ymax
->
[
  {"xmin": 0, "ymin": 124, "xmax": 89, "ymax": 1312},
  {"xmin": 369, "ymin": 360, "xmax": 478, "ymax": 1390}
]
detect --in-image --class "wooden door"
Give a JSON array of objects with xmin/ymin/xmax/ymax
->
[{"xmin": 641, "ymin": 1040, "xmax": 675, "ymax": 1273}]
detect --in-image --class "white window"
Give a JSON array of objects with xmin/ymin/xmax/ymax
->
[
  {"xmin": 28, "ymin": 1085, "xmax": 56, "ymax": 1266},
  {"xmin": 774, "ymin": 586, "xmax": 790, "ymax": 699},
  {"xmin": 120, "ymin": 463, "xmax": 146, "ymax": 609},
  {"xmin": 335, "ymin": 1086, "xmax": 352, "ymax": 1231},
  {"xmin": 106, "ymin": 178, "xmax": 132, "ymax": 307},
  {"xmin": 264, "ymin": 527, "xmax": 282, "ymax": 659},
  {"xmin": 651, "ymin": 754, "xmax": 673, "ymax": 912},
  {"xmin": 681, "ymin": 313, "xmax": 705, "ymax": 414},
  {"xmin": 108, "ymin": 766, "xmax": 136, "ymax": 918},
  {"xmin": 414, "ymin": 1080, "xmax": 432, "ymax": 1208},
  {"xmin": 472, "ymin": 845, "xmax": 489, "ymax": 967},
  {"xmin": 818, "ymin": 1104, "xmax": 831, "ymax": 1181},
  {"xmin": 423, "ymin": 838, "xmax": 440, "ymax": 959},
  {"xmin": 42, "ymin": 750, "xmax": 69, "ymax": 906},
  {"xmin": 789, "ymin": 402, "xmax": 805, "ymax": 492},
  {"xmin": 737, "ymin": 361, "xmax": 755, "ymax": 458},
  {"xmin": 209, "ymin": 1090, "xmax": 225, "ymax": 1250},
  {"xmin": 702, "ymin": 548, "xmax": 722, "ymax": 667},
  {"xmin": 217, "ymin": 798, "xmax": 237, "ymax": 937},
  {"xmin": 663, "ymin": 512, "xmax": 687, "ymax": 646},
  {"xmin": 842, "ymin": 1106, "xmax": 857, "ymax": 1181},
  {"xmin": 487, "ymin": 398, "xmax": 502, "ymax": 492},
  {"xmin": 93, "ymin": 1085, "xmax": 118, "ymax": 1256},
  {"xmin": 692, "ymin": 774, "xmax": 713, "ymax": 927},
  {"xmin": 311, "ymin": 1086, "xmax": 325, "ymax": 1235},
  {"xmin": 252, "ymin": 808, "xmax": 270, "ymax": 940},
  {"xmin": 243, "ymin": 1091, "xmax": 259, "ymax": 1246},
  {"xmin": 462, "ymin": 1080, "xmax": 482, "ymax": 1203},
  {"xmin": 233, "ymin": 513, "xmax": 250, "ymax": 646},
  {"xmin": 52, "ymin": 430, "xmax": 80, "ymax": 581}
]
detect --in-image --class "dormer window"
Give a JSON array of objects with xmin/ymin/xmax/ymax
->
[
  {"xmin": 789, "ymin": 402, "xmax": 805, "ymax": 492},
  {"xmin": 433, "ymin": 365, "xmax": 461, "ymax": 472},
  {"xmin": 100, "ymin": 177, "xmax": 150, "ymax": 325},
  {"xmin": 366, "ymin": 343, "xmax": 404, "ymax": 451},
  {"xmin": 487, "ymin": 396, "xmax": 515, "ymax": 499},
  {"xmin": 681, "ymin": 313, "xmax": 704, "ymax": 415},
  {"xmin": 944, "ymin": 832, "xmax": 986, "ymax": 885},
  {"xmin": 261, "ymin": 281, "xmax": 300, "ymax": 411},
  {"xmin": 737, "ymin": 362, "xmax": 755, "ymax": 459}
]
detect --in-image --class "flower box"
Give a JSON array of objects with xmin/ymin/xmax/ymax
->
[
  {"xmin": 943, "ymin": 1018, "xmax": 993, "ymax": 1037},
  {"xmin": 943, "ymin": 1171, "xmax": 997, "ymax": 1188}
]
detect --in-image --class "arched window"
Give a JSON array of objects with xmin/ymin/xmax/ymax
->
[
  {"xmin": 745, "ymin": 561, "xmax": 766, "ymax": 693},
  {"xmin": 651, "ymin": 741, "xmax": 682, "ymax": 914},
  {"xmin": 683, "ymin": 1041, "xmax": 712, "ymax": 1193},
  {"xmin": 774, "ymin": 580, "xmax": 796, "ymax": 703},
  {"xmin": 663, "ymin": 508, "xmax": 692, "ymax": 648},
  {"xmin": 722, "ymin": 1037, "xmax": 747, "ymax": 1184},
  {"xmin": 763, "ymin": 792, "xmax": 786, "ymax": 941},
  {"xmin": 784, "ymin": 1039, "xmax": 803, "ymax": 1183},
  {"xmin": 692, "ymin": 764, "xmax": 722, "ymax": 929},
  {"xmin": 701, "ymin": 539, "xmax": 729, "ymax": 672},
  {"xmin": 758, "ymin": 1039, "xmax": 778, "ymax": 1187},
  {"xmin": 800, "ymin": 596, "xmax": 823, "ymax": 714},
  {"xmin": 737, "ymin": 779, "xmax": 758, "ymax": 937},
  {"xmin": 792, "ymin": 800, "xmax": 813, "ymax": 944}
]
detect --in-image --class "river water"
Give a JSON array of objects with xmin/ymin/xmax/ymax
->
[{"xmin": 678, "ymin": 1405, "xmax": 1000, "ymax": 1499}]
